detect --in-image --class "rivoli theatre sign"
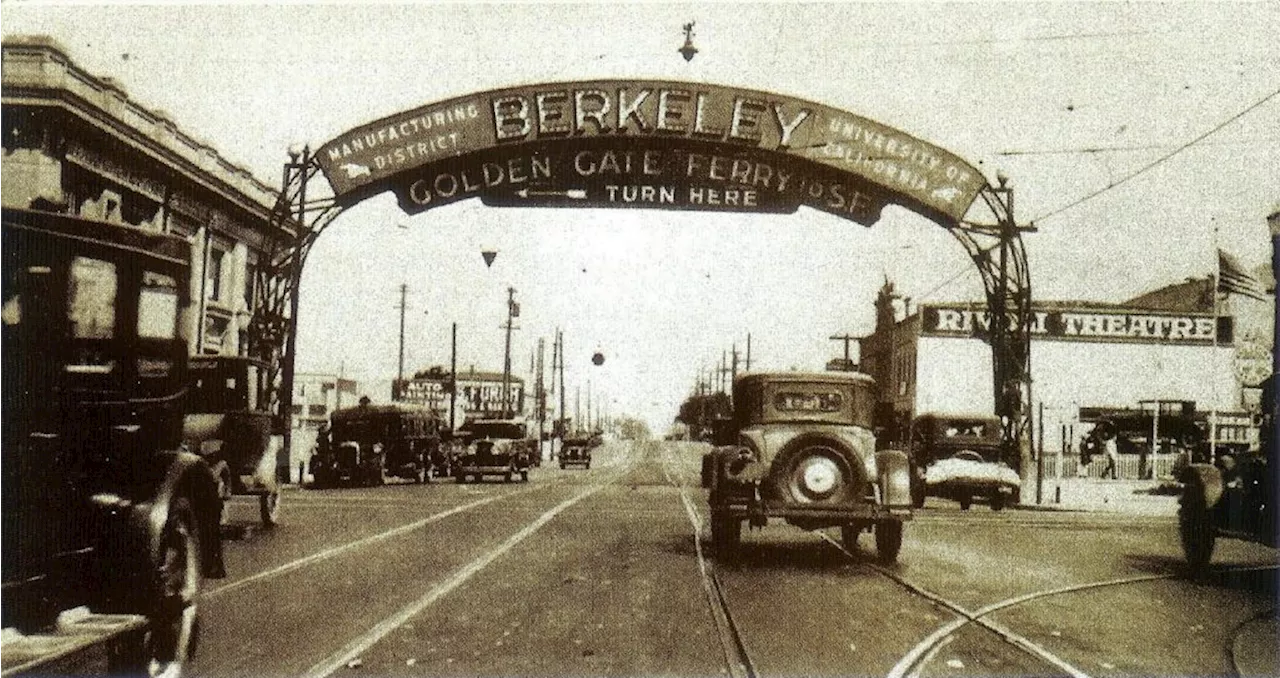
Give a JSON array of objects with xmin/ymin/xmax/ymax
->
[
  {"xmin": 920, "ymin": 304, "xmax": 1234, "ymax": 346},
  {"xmin": 315, "ymin": 80, "xmax": 986, "ymax": 226}
]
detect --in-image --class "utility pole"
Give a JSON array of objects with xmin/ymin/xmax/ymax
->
[
  {"xmin": 535, "ymin": 337, "xmax": 546, "ymax": 462},
  {"xmin": 449, "ymin": 322, "xmax": 458, "ymax": 431},
  {"xmin": 746, "ymin": 333, "xmax": 752, "ymax": 371},
  {"xmin": 718, "ymin": 351, "xmax": 732, "ymax": 395},
  {"xmin": 557, "ymin": 330, "xmax": 566, "ymax": 442},
  {"xmin": 501, "ymin": 287, "xmax": 519, "ymax": 418},
  {"xmin": 575, "ymin": 385, "xmax": 581, "ymax": 434},
  {"xmin": 396, "ymin": 283, "xmax": 408, "ymax": 398},
  {"xmin": 830, "ymin": 332, "xmax": 857, "ymax": 370}
]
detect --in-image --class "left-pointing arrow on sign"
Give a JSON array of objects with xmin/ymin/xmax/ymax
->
[{"xmin": 515, "ymin": 187, "xmax": 587, "ymax": 199}]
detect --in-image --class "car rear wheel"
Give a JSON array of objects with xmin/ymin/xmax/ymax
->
[
  {"xmin": 840, "ymin": 522, "xmax": 862, "ymax": 552},
  {"xmin": 989, "ymin": 492, "xmax": 1006, "ymax": 511},
  {"xmin": 1179, "ymin": 491, "xmax": 1216, "ymax": 570},
  {"xmin": 875, "ymin": 520, "xmax": 904, "ymax": 563},
  {"xmin": 958, "ymin": 495, "xmax": 972, "ymax": 511},
  {"xmin": 259, "ymin": 491, "xmax": 280, "ymax": 527},
  {"xmin": 710, "ymin": 515, "xmax": 741, "ymax": 559}
]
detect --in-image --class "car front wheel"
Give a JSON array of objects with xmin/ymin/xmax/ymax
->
[
  {"xmin": 875, "ymin": 520, "xmax": 903, "ymax": 563},
  {"xmin": 114, "ymin": 496, "xmax": 203, "ymax": 678}
]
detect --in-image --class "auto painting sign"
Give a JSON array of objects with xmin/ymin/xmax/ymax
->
[{"xmin": 315, "ymin": 80, "xmax": 985, "ymax": 223}]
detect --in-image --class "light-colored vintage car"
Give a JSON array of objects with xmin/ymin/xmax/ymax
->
[
  {"xmin": 701, "ymin": 372, "xmax": 913, "ymax": 562},
  {"xmin": 908, "ymin": 412, "xmax": 1020, "ymax": 511}
]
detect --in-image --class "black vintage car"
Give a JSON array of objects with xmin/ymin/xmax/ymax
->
[
  {"xmin": 560, "ymin": 433, "xmax": 594, "ymax": 469},
  {"xmin": 1178, "ymin": 376, "xmax": 1276, "ymax": 569},
  {"xmin": 907, "ymin": 412, "xmax": 1021, "ymax": 510},
  {"xmin": 183, "ymin": 355, "xmax": 282, "ymax": 525},
  {"xmin": 456, "ymin": 419, "xmax": 532, "ymax": 483},
  {"xmin": 311, "ymin": 403, "xmax": 442, "ymax": 487},
  {"xmin": 2, "ymin": 208, "xmax": 224, "ymax": 675},
  {"xmin": 702, "ymin": 372, "xmax": 913, "ymax": 562}
]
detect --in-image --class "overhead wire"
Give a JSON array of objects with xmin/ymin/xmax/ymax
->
[{"xmin": 1031, "ymin": 86, "xmax": 1280, "ymax": 224}]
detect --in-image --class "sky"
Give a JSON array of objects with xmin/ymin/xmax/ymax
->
[{"xmin": 4, "ymin": 1, "xmax": 1277, "ymax": 433}]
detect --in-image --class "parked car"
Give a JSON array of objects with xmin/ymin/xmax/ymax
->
[
  {"xmin": 311, "ymin": 402, "xmax": 441, "ymax": 487},
  {"xmin": 183, "ymin": 355, "xmax": 283, "ymax": 525},
  {"xmin": 2, "ymin": 208, "xmax": 224, "ymax": 674},
  {"xmin": 907, "ymin": 412, "xmax": 1021, "ymax": 510},
  {"xmin": 1179, "ymin": 375, "xmax": 1275, "ymax": 569},
  {"xmin": 560, "ymin": 434, "xmax": 593, "ymax": 469},
  {"xmin": 456, "ymin": 419, "xmax": 532, "ymax": 483},
  {"xmin": 701, "ymin": 372, "xmax": 913, "ymax": 562}
]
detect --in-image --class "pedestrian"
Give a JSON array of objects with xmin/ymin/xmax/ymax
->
[
  {"xmin": 1101, "ymin": 430, "xmax": 1119, "ymax": 480},
  {"xmin": 1077, "ymin": 435, "xmax": 1094, "ymax": 477}
]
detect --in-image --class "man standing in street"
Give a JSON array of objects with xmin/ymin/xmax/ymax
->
[{"xmin": 1101, "ymin": 428, "xmax": 1119, "ymax": 480}]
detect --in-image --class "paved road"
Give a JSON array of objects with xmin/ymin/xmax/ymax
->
[{"xmin": 190, "ymin": 440, "xmax": 1278, "ymax": 678}]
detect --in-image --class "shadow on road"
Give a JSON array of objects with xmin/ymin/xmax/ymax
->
[{"xmin": 1124, "ymin": 553, "xmax": 1278, "ymax": 596}]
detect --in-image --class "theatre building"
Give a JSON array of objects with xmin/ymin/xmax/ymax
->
[
  {"xmin": 2, "ymin": 36, "xmax": 290, "ymax": 358},
  {"xmin": 860, "ymin": 274, "xmax": 1272, "ymax": 478}
]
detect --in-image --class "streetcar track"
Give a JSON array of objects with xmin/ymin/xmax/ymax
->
[
  {"xmin": 819, "ymin": 532, "xmax": 1280, "ymax": 678},
  {"xmin": 208, "ymin": 451, "xmax": 632, "ymax": 599},
  {"xmin": 303, "ymin": 449, "xmax": 639, "ymax": 678},
  {"xmin": 204, "ymin": 487, "xmax": 537, "ymax": 599},
  {"xmin": 661, "ymin": 446, "xmax": 758, "ymax": 678},
  {"xmin": 207, "ymin": 460, "xmax": 625, "ymax": 596}
]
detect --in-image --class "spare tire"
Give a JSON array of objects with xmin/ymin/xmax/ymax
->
[{"xmin": 764, "ymin": 433, "xmax": 864, "ymax": 505}]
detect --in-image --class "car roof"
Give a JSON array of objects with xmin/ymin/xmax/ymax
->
[
  {"xmin": 735, "ymin": 371, "xmax": 875, "ymax": 387},
  {"xmin": 332, "ymin": 402, "xmax": 435, "ymax": 419},
  {"xmin": 914, "ymin": 411, "xmax": 1001, "ymax": 424}
]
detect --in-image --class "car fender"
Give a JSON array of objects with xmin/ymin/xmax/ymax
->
[
  {"xmin": 876, "ymin": 449, "xmax": 913, "ymax": 509},
  {"xmin": 95, "ymin": 450, "xmax": 225, "ymax": 580},
  {"xmin": 139, "ymin": 451, "xmax": 224, "ymax": 579},
  {"xmin": 1180, "ymin": 463, "xmax": 1224, "ymax": 509}
]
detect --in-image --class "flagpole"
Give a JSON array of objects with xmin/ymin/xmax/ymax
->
[{"xmin": 1210, "ymin": 226, "xmax": 1219, "ymax": 463}]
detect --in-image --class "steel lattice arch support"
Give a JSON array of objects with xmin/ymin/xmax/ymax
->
[{"xmin": 247, "ymin": 80, "xmax": 1037, "ymax": 469}]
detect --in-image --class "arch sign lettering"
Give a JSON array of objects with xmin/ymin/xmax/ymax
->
[
  {"xmin": 315, "ymin": 80, "xmax": 985, "ymax": 227},
  {"xmin": 258, "ymin": 79, "xmax": 1029, "ymax": 459}
]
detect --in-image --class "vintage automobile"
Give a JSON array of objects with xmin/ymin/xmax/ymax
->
[
  {"xmin": 2, "ymin": 208, "xmax": 225, "ymax": 675},
  {"xmin": 311, "ymin": 402, "xmax": 442, "ymax": 487},
  {"xmin": 455, "ymin": 419, "xmax": 532, "ymax": 483},
  {"xmin": 560, "ymin": 433, "xmax": 594, "ymax": 469},
  {"xmin": 907, "ymin": 412, "xmax": 1021, "ymax": 511},
  {"xmin": 1178, "ymin": 375, "xmax": 1275, "ymax": 569},
  {"xmin": 182, "ymin": 355, "xmax": 282, "ymax": 526},
  {"xmin": 701, "ymin": 372, "xmax": 913, "ymax": 562}
]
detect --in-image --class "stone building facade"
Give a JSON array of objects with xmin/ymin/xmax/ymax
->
[{"xmin": 2, "ymin": 36, "xmax": 291, "ymax": 359}]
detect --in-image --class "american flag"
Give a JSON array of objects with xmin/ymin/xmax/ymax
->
[{"xmin": 1217, "ymin": 249, "xmax": 1268, "ymax": 301}]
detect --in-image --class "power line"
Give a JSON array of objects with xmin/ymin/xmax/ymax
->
[
  {"xmin": 1032, "ymin": 86, "xmax": 1280, "ymax": 224},
  {"xmin": 997, "ymin": 136, "xmax": 1280, "ymax": 156}
]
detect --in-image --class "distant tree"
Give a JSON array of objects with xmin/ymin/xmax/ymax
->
[{"xmin": 675, "ymin": 392, "xmax": 731, "ymax": 430}]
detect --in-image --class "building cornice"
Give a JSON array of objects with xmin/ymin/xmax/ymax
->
[{"xmin": 2, "ymin": 37, "xmax": 298, "ymax": 238}]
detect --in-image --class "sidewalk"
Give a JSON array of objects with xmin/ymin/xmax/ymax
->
[{"xmin": 1018, "ymin": 477, "xmax": 1181, "ymax": 516}]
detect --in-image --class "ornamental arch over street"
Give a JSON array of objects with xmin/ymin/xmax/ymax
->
[{"xmin": 248, "ymin": 79, "xmax": 1035, "ymax": 461}]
